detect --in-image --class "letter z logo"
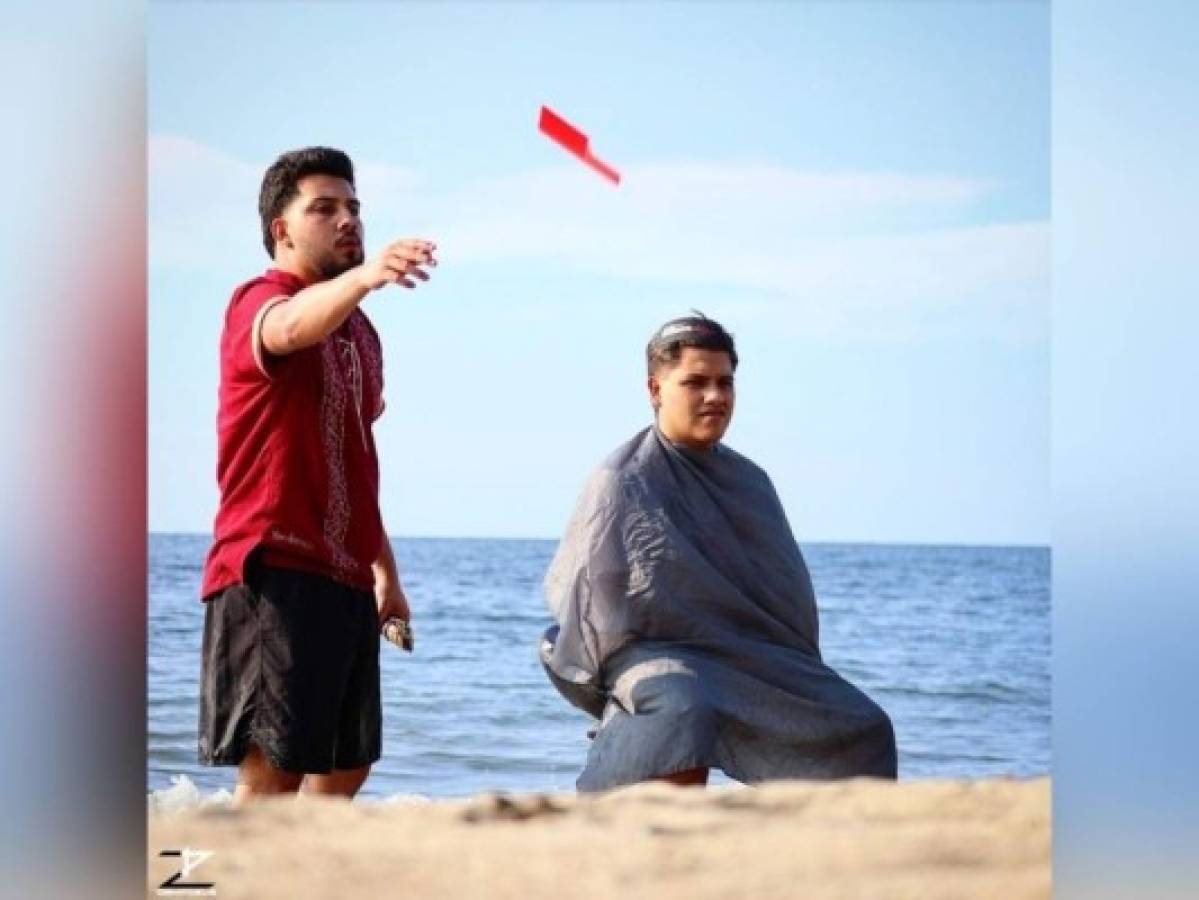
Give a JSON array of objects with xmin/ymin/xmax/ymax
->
[{"xmin": 157, "ymin": 848, "xmax": 216, "ymax": 895}]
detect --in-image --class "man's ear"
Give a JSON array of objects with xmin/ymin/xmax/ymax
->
[
  {"xmin": 647, "ymin": 374, "xmax": 661, "ymax": 411},
  {"xmin": 271, "ymin": 217, "xmax": 291, "ymax": 250}
]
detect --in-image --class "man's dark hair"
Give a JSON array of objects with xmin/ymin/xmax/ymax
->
[
  {"xmin": 258, "ymin": 146, "xmax": 356, "ymax": 258},
  {"xmin": 646, "ymin": 311, "xmax": 738, "ymax": 375}
]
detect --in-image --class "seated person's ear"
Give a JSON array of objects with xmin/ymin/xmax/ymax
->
[{"xmin": 648, "ymin": 375, "xmax": 661, "ymax": 410}]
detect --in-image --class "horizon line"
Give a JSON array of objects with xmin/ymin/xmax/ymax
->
[{"xmin": 147, "ymin": 531, "xmax": 1050, "ymax": 552}]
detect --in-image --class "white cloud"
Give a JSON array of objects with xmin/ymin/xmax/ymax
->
[
  {"xmin": 149, "ymin": 134, "xmax": 1047, "ymax": 342},
  {"xmin": 149, "ymin": 135, "xmax": 263, "ymax": 270}
]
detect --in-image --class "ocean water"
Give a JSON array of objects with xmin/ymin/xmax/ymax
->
[{"xmin": 148, "ymin": 534, "xmax": 1050, "ymax": 801}]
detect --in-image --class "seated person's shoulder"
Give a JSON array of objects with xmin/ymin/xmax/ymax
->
[
  {"xmin": 600, "ymin": 427, "xmax": 655, "ymax": 469},
  {"xmin": 579, "ymin": 464, "xmax": 638, "ymax": 509},
  {"xmin": 575, "ymin": 444, "xmax": 657, "ymax": 521},
  {"xmin": 578, "ymin": 429, "xmax": 651, "ymax": 490}
]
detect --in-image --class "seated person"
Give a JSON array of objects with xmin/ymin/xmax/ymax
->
[{"xmin": 541, "ymin": 314, "xmax": 897, "ymax": 791}]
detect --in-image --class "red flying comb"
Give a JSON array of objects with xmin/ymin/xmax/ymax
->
[{"xmin": 538, "ymin": 105, "xmax": 621, "ymax": 186}]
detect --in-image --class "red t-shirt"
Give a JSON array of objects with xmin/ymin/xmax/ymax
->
[{"xmin": 201, "ymin": 269, "xmax": 386, "ymax": 599}]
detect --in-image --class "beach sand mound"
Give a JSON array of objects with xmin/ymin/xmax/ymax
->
[{"xmin": 148, "ymin": 776, "xmax": 1049, "ymax": 899}]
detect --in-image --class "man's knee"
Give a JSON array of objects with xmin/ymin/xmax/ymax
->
[
  {"xmin": 302, "ymin": 764, "xmax": 371, "ymax": 798},
  {"xmin": 236, "ymin": 743, "xmax": 304, "ymax": 797},
  {"xmin": 650, "ymin": 674, "xmax": 714, "ymax": 723}
]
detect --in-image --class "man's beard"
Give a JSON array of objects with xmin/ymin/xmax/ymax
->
[{"xmin": 311, "ymin": 247, "xmax": 363, "ymax": 280}]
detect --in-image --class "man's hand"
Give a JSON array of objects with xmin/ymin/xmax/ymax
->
[
  {"xmin": 357, "ymin": 239, "xmax": 438, "ymax": 291},
  {"xmin": 375, "ymin": 577, "xmax": 412, "ymax": 629}
]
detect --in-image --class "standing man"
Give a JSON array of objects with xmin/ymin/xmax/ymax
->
[{"xmin": 198, "ymin": 147, "xmax": 436, "ymax": 801}]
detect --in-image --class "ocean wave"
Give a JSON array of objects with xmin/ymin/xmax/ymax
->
[
  {"xmin": 148, "ymin": 773, "xmax": 435, "ymax": 811},
  {"xmin": 876, "ymin": 682, "xmax": 1036, "ymax": 704},
  {"xmin": 148, "ymin": 774, "xmax": 233, "ymax": 814}
]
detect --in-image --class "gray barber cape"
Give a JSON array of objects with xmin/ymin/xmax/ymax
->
[{"xmin": 543, "ymin": 426, "xmax": 896, "ymax": 792}]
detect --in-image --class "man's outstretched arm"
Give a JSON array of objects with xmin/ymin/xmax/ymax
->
[{"xmin": 261, "ymin": 239, "xmax": 436, "ymax": 356}]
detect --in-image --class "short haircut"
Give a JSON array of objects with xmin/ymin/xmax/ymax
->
[
  {"xmin": 646, "ymin": 312, "xmax": 738, "ymax": 376},
  {"xmin": 258, "ymin": 147, "xmax": 356, "ymax": 258}
]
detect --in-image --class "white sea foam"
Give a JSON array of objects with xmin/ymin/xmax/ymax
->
[
  {"xmin": 149, "ymin": 774, "xmax": 233, "ymax": 814},
  {"xmin": 376, "ymin": 792, "xmax": 434, "ymax": 806},
  {"xmin": 149, "ymin": 773, "xmax": 433, "ymax": 811}
]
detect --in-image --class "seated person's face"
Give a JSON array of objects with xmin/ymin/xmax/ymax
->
[{"xmin": 649, "ymin": 348, "xmax": 736, "ymax": 451}]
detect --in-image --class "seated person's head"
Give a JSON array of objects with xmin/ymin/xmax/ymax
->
[{"xmin": 646, "ymin": 314, "xmax": 738, "ymax": 451}]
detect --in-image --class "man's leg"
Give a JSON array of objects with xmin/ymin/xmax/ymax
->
[
  {"xmin": 302, "ymin": 765, "xmax": 371, "ymax": 798},
  {"xmin": 233, "ymin": 744, "xmax": 303, "ymax": 803},
  {"xmin": 304, "ymin": 587, "xmax": 382, "ymax": 801},
  {"xmin": 655, "ymin": 767, "xmax": 709, "ymax": 787}
]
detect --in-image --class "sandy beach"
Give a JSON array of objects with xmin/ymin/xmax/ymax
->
[{"xmin": 148, "ymin": 776, "xmax": 1049, "ymax": 899}]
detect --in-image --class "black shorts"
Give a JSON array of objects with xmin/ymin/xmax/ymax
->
[{"xmin": 198, "ymin": 563, "xmax": 382, "ymax": 774}]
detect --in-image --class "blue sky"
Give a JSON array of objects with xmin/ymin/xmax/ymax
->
[{"xmin": 149, "ymin": 0, "xmax": 1049, "ymax": 545}]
